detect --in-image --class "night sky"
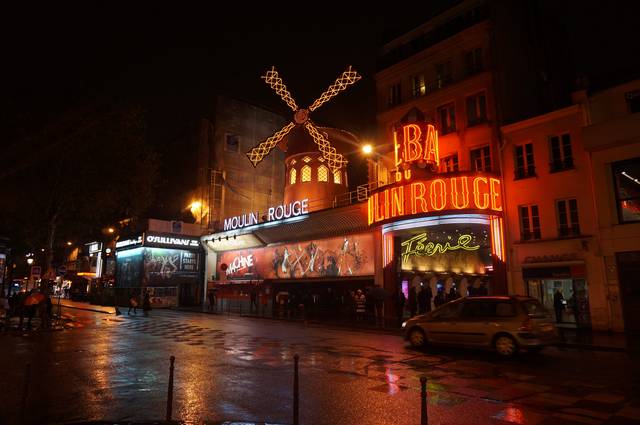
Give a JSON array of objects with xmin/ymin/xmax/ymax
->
[{"xmin": 2, "ymin": 2, "xmax": 639, "ymax": 225}]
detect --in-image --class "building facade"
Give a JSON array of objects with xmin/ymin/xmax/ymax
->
[
  {"xmin": 501, "ymin": 105, "xmax": 603, "ymax": 329},
  {"xmin": 581, "ymin": 80, "xmax": 640, "ymax": 332},
  {"xmin": 196, "ymin": 96, "xmax": 288, "ymax": 231}
]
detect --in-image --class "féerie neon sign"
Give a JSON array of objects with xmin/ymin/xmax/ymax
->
[{"xmin": 401, "ymin": 233, "xmax": 480, "ymax": 262}]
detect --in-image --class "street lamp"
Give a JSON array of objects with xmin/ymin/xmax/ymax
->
[
  {"xmin": 26, "ymin": 257, "xmax": 34, "ymax": 265},
  {"xmin": 362, "ymin": 144, "xmax": 373, "ymax": 155}
]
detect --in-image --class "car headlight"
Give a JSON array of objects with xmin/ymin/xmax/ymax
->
[{"xmin": 401, "ymin": 321, "xmax": 408, "ymax": 329}]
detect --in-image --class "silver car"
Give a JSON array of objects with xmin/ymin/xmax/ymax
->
[{"xmin": 403, "ymin": 295, "xmax": 559, "ymax": 357}]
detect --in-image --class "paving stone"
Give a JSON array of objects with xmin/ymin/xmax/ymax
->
[
  {"xmin": 552, "ymin": 413, "xmax": 603, "ymax": 424},
  {"xmin": 583, "ymin": 393, "xmax": 627, "ymax": 404},
  {"xmin": 617, "ymin": 406, "xmax": 640, "ymax": 420},
  {"xmin": 560, "ymin": 407, "xmax": 612, "ymax": 420}
]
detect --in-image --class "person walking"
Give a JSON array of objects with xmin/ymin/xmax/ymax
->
[
  {"xmin": 128, "ymin": 293, "xmax": 138, "ymax": 315},
  {"xmin": 433, "ymin": 287, "xmax": 446, "ymax": 308},
  {"xmin": 207, "ymin": 289, "xmax": 216, "ymax": 312},
  {"xmin": 142, "ymin": 291, "xmax": 151, "ymax": 317}
]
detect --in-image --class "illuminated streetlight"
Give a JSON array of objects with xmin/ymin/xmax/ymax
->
[
  {"xmin": 362, "ymin": 144, "xmax": 373, "ymax": 155},
  {"xmin": 27, "ymin": 258, "xmax": 34, "ymax": 265},
  {"xmin": 107, "ymin": 227, "xmax": 115, "ymax": 234},
  {"xmin": 67, "ymin": 241, "xmax": 73, "ymax": 246}
]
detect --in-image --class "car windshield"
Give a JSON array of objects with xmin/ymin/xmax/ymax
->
[{"xmin": 521, "ymin": 299, "xmax": 549, "ymax": 318}]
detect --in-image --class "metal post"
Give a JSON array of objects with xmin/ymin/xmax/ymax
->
[
  {"xmin": 420, "ymin": 376, "xmax": 428, "ymax": 425},
  {"xmin": 166, "ymin": 356, "xmax": 175, "ymax": 421},
  {"xmin": 293, "ymin": 354, "xmax": 299, "ymax": 425},
  {"xmin": 21, "ymin": 363, "xmax": 31, "ymax": 423}
]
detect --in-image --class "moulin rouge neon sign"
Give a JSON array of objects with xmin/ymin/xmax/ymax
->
[
  {"xmin": 368, "ymin": 173, "xmax": 503, "ymax": 225},
  {"xmin": 401, "ymin": 233, "xmax": 480, "ymax": 262},
  {"xmin": 393, "ymin": 123, "xmax": 439, "ymax": 182}
]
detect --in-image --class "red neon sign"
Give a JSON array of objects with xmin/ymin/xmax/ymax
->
[
  {"xmin": 394, "ymin": 123, "xmax": 439, "ymax": 170},
  {"xmin": 368, "ymin": 173, "xmax": 503, "ymax": 225}
]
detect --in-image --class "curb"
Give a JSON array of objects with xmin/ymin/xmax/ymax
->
[
  {"xmin": 556, "ymin": 342, "xmax": 629, "ymax": 353},
  {"xmin": 60, "ymin": 303, "xmax": 116, "ymax": 315}
]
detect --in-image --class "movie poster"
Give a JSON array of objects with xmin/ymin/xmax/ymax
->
[
  {"xmin": 143, "ymin": 248, "xmax": 200, "ymax": 287},
  {"xmin": 217, "ymin": 233, "xmax": 374, "ymax": 281}
]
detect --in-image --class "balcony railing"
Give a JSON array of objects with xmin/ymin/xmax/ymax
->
[
  {"xmin": 549, "ymin": 158, "xmax": 575, "ymax": 173},
  {"xmin": 515, "ymin": 165, "xmax": 536, "ymax": 180},
  {"xmin": 558, "ymin": 226, "xmax": 580, "ymax": 238}
]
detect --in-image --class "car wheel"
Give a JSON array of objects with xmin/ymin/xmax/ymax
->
[
  {"xmin": 408, "ymin": 328, "xmax": 426, "ymax": 348},
  {"xmin": 494, "ymin": 334, "xmax": 518, "ymax": 357}
]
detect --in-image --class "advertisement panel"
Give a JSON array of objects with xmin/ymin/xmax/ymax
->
[
  {"xmin": 143, "ymin": 247, "xmax": 200, "ymax": 287},
  {"xmin": 399, "ymin": 223, "xmax": 492, "ymax": 275},
  {"xmin": 217, "ymin": 233, "xmax": 374, "ymax": 281}
]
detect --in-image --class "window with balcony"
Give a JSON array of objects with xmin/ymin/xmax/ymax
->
[
  {"xmin": 435, "ymin": 61, "xmax": 452, "ymax": 88},
  {"xmin": 289, "ymin": 168, "xmax": 297, "ymax": 184},
  {"xmin": 549, "ymin": 133, "xmax": 574, "ymax": 172},
  {"xmin": 514, "ymin": 143, "xmax": 536, "ymax": 179},
  {"xmin": 388, "ymin": 82, "xmax": 402, "ymax": 107},
  {"xmin": 466, "ymin": 92, "xmax": 487, "ymax": 126},
  {"xmin": 612, "ymin": 157, "xmax": 640, "ymax": 223},
  {"xmin": 317, "ymin": 165, "xmax": 328, "ymax": 182},
  {"xmin": 411, "ymin": 74, "xmax": 426, "ymax": 97},
  {"xmin": 437, "ymin": 103, "xmax": 456, "ymax": 135},
  {"xmin": 301, "ymin": 165, "xmax": 311, "ymax": 182},
  {"xmin": 470, "ymin": 146, "xmax": 491, "ymax": 172},
  {"xmin": 519, "ymin": 205, "xmax": 541, "ymax": 241},
  {"xmin": 464, "ymin": 48, "xmax": 483, "ymax": 76},
  {"xmin": 440, "ymin": 154, "xmax": 459, "ymax": 173},
  {"xmin": 556, "ymin": 198, "xmax": 580, "ymax": 237}
]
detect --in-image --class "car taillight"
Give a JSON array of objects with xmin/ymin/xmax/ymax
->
[{"xmin": 519, "ymin": 317, "xmax": 533, "ymax": 331}]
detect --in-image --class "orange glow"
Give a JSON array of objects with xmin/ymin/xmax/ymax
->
[
  {"xmin": 393, "ymin": 123, "xmax": 439, "ymax": 169},
  {"xmin": 368, "ymin": 173, "xmax": 503, "ymax": 225},
  {"xmin": 383, "ymin": 233, "xmax": 394, "ymax": 266}
]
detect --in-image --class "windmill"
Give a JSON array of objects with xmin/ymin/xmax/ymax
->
[{"xmin": 246, "ymin": 66, "xmax": 361, "ymax": 173}]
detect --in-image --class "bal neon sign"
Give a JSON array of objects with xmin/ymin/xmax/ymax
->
[
  {"xmin": 394, "ymin": 123, "xmax": 439, "ymax": 181},
  {"xmin": 367, "ymin": 173, "xmax": 503, "ymax": 225},
  {"xmin": 401, "ymin": 233, "xmax": 480, "ymax": 262}
]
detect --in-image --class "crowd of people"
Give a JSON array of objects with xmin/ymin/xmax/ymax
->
[{"xmin": 0, "ymin": 289, "xmax": 54, "ymax": 331}]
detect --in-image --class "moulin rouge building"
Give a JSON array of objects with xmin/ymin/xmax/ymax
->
[{"xmin": 199, "ymin": 64, "xmax": 506, "ymax": 321}]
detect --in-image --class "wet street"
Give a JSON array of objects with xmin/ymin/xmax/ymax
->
[{"xmin": 1, "ymin": 308, "xmax": 639, "ymax": 425}]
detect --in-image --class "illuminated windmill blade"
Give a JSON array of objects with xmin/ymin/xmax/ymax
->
[
  {"xmin": 246, "ymin": 122, "xmax": 296, "ymax": 167},
  {"xmin": 308, "ymin": 66, "xmax": 362, "ymax": 112},
  {"xmin": 261, "ymin": 66, "xmax": 298, "ymax": 112},
  {"xmin": 304, "ymin": 121, "xmax": 348, "ymax": 172}
]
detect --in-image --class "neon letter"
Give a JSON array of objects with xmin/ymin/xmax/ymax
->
[
  {"xmin": 410, "ymin": 182, "xmax": 428, "ymax": 214},
  {"xmin": 430, "ymin": 179, "xmax": 446, "ymax": 211},
  {"xmin": 424, "ymin": 125, "xmax": 439, "ymax": 165},
  {"xmin": 473, "ymin": 177, "xmax": 490, "ymax": 209},
  {"xmin": 403, "ymin": 124, "xmax": 423, "ymax": 162},
  {"xmin": 451, "ymin": 176, "xmax": 470, "ymax": 209},
  {"xmin": 391, "ymin": 186, "xmax": 404, "ymax": 218},
  {"xmin": 490, "ymin": 178, "xmax": 503, "ymax": 211}
]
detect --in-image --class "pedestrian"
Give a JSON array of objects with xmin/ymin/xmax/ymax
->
[
  {"xmin": 128, "ymin": 293, "xmax": 138, "ymax": 315},
  {"xmin": 250, "ymin": 285, "xmax": 258, "ymax": 312},
  {"xmin": 0, "ymin": 295, "xmax": 9, "ymax": 331},
  {"xmin": 408, "ymin": 285, "xmax": 418, "ymax": 317},
  {"xmin": 433, "ymin": 287, "xmax": 446, "ymax": 308},
  {"xmin": 207, "ymin": 289, "xmax": 216, "ymax": 311},
  {"xmin": 417, "ymin": 283, "xmax": 432, "ymax": 314},
  {"xmin": 354, "ymin": 289, "xmax": 366, "ymax": 321},
  {"xmin": 477, "ymin": 280, "xmax": 489, "ymax": 296},
  {"xmin": 553, "ymin": 289, "xmax": 565, "ymax": 324},
  {"xmin": 396, "ymin": 288, "xmax": 406, "ymax": 326},
  {"xmin": 446, "ymin": 284, "xmax": 460, "ymax": 302},
  {"xmin": 142, "ymin": 291, "xmax": 151, "ymax": 317}
]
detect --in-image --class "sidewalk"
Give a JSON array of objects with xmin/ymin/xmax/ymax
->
[
  {"xmin": 58, "ymin": 298, "xmax": 117, "ymax": 315},
  {"xmin": 176, "ymin": 306, "xmax": 634, "ymax": 352}
]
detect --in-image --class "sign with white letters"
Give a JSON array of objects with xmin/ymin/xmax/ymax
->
[{"xmin": 223, "ymin": 198, "xmax": 309, "ymax": 231}]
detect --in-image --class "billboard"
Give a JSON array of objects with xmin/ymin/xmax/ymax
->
[
  {"xmin": 116, "ymin": 247, "xmax": 200, "ymax": 288},
  {"xmin": 217, "ymin": 233, "xmax": 374, "ymax": 281}
]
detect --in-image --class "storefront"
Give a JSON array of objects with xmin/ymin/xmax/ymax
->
[{"xmin": 115, "ymin": 232, "xmax": 203, "ymax": 307}]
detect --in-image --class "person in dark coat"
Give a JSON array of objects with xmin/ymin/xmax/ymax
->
[
  {"xmin": 433, "ymin": 288, "xmax": 446, "ymax": 308},
  {"xmin": 396, "ymin": 289, "xmax": 406, "ymax": 325},
  {"xmin": 417, "ymin": 284, "xmax": 432, "ymax": 314},
  {"xmin": 408, "ymin": 285, "xmax": 418, "ymax": 317},
  {"xmin": 142, "ymin": 291, "xmax": 151, "ymax": 317},
  {"xmin": 553, "ymin": 289, "xmax": 565, "ymax": 323}
]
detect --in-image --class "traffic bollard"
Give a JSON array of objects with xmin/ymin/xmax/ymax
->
[
  {"xmin": 166, "ymin": 356, "xmax": 175, "ymax": 421},
  {"xmin": 420, "ymin": 376, "xmax": 428, "ymax": 425},
  {"xmin": 293, "ymin": 354, "xmax": 299, "ymax": 425},
  {"xmin": 21, "ymin": 363, "xmax": 31, "ymax": 424}
]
